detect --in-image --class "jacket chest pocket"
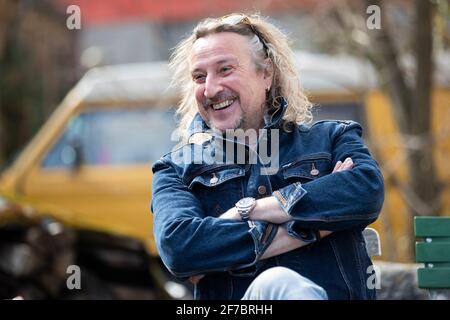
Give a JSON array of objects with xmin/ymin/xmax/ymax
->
[
  {"xmin": 280, "ymin": 152, "xmax": 332, "ymax": 184},
  {"xmin": 188, "ymin": 167, "xmax": 245, "ymax": 217}
]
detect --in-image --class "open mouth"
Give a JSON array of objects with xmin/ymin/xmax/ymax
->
[{"xmin": 211, "ymin": 99, "xmax": 235, "ymax": 111}]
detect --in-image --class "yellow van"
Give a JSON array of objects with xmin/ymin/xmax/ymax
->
[{"xmin": 0, "ymin": 62, "xmax": 178, "ymax": 258}]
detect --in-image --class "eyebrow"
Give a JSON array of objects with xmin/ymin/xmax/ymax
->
[{"xmin": 191, "ymin": 58, "xmax": 238, "ymax": 74}]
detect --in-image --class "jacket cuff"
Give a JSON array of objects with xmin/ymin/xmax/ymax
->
[
  {"xmin": 284, "ymin": 221, "xmax": 319, "ymax": 244},
  {"xmin": 272, "ymin": 182, "xmax": 308, "ymax": 217},
  {"xmin": 228, "ymin": 221, "xmax": 278, "ymax": 277}
]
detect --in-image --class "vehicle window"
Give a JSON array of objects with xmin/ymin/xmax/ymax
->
[
  {"xmin": 41, "ymin": 108, "xmax": 177, "ymax": 168},
  {"xmin": 312, "ymin": 101, "xmax": 365, "ymax": 126}
]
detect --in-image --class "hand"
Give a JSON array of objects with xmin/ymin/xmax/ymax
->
[
  {"xmin": 219, "ymin": 207, "xmax": 240, "ymax": 220},
  {"xmin": 333, "ymin": 157, "xmax": 353, "ymax": 172}
]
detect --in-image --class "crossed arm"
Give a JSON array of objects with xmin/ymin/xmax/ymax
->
[{"xmin": 189, "ymin": 157, "xmax": 354, "ymax": 284}]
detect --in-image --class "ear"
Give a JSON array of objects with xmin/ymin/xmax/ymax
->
[{"xmin": 263, "ymin": 58, "xmax": 274, "ymax": 83}]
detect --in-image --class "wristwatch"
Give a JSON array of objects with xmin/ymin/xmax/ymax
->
[{"xmin": 235, "ymin": 197, "xmax": 256, "ymax": 221}]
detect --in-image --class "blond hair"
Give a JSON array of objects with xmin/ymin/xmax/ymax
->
[{"xmin": 169, "ymin": 13, "xmax": 313, "ymax": 140}]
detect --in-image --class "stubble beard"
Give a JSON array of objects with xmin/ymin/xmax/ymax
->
[{"xmin": 209, "ymin": 114, "xmax": 244, "ymax": 132}]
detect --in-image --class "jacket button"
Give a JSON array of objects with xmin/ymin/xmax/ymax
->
[
  {"xmin": 258, "ymin": 185, "xmax": 267, "ymax": 195},
  {"xmin": 210, "ymin": 174, "xmax": 218, "ymax": 184},
  {"xmin": 310, "ymin": 163, "xmax": 319, "ymax": 176}
]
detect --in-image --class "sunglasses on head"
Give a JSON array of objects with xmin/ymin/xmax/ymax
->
[{"xmin": 219, "ymin": 14, "xmax": 269, "ymax": 53}]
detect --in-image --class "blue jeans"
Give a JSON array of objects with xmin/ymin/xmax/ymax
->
[{"xmin": 241, "ymin": 267, "xmax": 328, "ymax": 300}]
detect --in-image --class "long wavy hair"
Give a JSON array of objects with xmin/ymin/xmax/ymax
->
[{"xmin": 169, "ymin": 13, "xmax": 313, "ymax": 140}]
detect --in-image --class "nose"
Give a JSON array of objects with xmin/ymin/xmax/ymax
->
[{"xmin": 204, "ymin": 75, "xmax": 223, "ymax": 99}]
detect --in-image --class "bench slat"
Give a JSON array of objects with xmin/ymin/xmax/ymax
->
[
  {"xmin": 416, "ymin": 242, "xmax": 450, "ymax": 262},
  {"xmin": 417, "ymin": 267, "xmax": 450, "ymax": 288},
  {"xmin": 414, "ymin": 217, "xmax": 450, "ymax": 237}
]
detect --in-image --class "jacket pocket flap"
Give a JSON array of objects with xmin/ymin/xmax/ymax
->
[
  {"xmin": 282, "ymin": 153, "xmax": 332, "ymax": 180},
  {"xmin": 189, "ymin": 167, "xmax": 245, "ymax": 188}
]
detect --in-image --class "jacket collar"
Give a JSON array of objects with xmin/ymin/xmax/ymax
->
[{"xmin": 263, "ymin": 96, "xmax": 288, "ymax": 129}]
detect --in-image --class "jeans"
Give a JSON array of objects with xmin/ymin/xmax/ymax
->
[{"xmin": 241, "ymin": 267, "xmax": 328, "ymax": 300}]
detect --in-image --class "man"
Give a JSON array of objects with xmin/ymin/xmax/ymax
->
[{"xmin": 151, "ymin": 13, "xmax": 384, "ymax": 300}]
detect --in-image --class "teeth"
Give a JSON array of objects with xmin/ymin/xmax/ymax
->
[{"xmin": 212, "ymin": 99, "xmax": 234, "ymax": 110}]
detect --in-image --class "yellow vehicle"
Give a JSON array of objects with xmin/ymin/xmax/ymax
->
[
  {"xmin": 0, "ymin": 51, "xmax": 449, "ymax": 286},
  {"xmin": 0, "ymin": 62, "xmax": 178, "ymax": 257},
  {"xmin": 0, "ymin": 62, "xmax": 184, "ymax": 299}
]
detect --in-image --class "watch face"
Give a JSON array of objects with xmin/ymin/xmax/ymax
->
[
  {"xmin": 238, "ymin": 197, "xmax": 255, "ymax": 207},
  {"xmin": 236, "ymin": 197, "xmax": 255, "ymax": 221}
]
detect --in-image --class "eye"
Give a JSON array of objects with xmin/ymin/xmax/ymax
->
[
  {"xmin": 220, "ymin": 66, "xmax": 232, "ymax": 74},
  {"xmin": 192, "ymin": 74, "xmax": 205, "ymax": 83}
]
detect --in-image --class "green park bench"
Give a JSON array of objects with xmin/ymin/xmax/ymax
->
[{"xmin": 414, "ymin": 216, "xmax": 450, "ymax": 298}]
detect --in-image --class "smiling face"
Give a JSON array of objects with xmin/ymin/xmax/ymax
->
[{"xmin": 190, "ymin": 32, "xmax": 273, "ymax": 132}]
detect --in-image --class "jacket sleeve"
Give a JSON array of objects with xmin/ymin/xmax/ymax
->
[
  {"xmin": 273, "ymin": 121, "xmax": 384, "ymax": 232},
  {"xmin": 151, "ymin": 158, "xmax": 277, "ymax": 278}
]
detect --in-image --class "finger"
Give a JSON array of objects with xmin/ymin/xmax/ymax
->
[
  {"xmin": 342, "ymin": 158, "xmax": 354, "ymax": 170},
  {"xmin": 335, "ymin": 158, "xmax": 354, "ymax": 172},
  {"xmin": 333, "ymin": 161, "xmax": 342, "ymax": 173},
  {"xmin": 336, "ymin": 159, "xmax": 348, "ymax": 172}
]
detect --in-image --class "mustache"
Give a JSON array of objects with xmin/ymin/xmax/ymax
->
[{"xmin": 202, "ymin": 93, "xmax": 238, "ymax": 108}]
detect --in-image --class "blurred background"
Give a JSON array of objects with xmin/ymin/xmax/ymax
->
[{"xmin": 0, "ymin": 0, "xmax": 449, "ymax": 299}]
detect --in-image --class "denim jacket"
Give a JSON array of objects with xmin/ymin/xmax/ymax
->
[{"xmin": 151, "ymin": 99, "xmax": 384, "ymax": 300}]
